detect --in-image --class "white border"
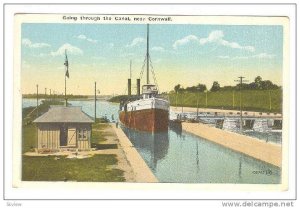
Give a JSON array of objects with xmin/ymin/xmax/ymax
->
[{"xmin": 3, "ymin": 2, "xmax": 297, "ymax": 205}]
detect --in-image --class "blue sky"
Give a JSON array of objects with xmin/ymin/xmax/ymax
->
[{"xmin": 21, "ymin": 23, "xmax": 283, "ymax": 95}]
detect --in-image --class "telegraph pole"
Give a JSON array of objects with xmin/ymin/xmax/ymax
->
[
  {"xmin": 196, "ymin": 87, "xmax": 200, "ymax": 119},
  {"xmin": 181, "ymin": 92, "xmax": 184, "ymax": 114},
  {"xmin": 205, "ymin": 90, "xmax": 208, "ymax": 108},
  {"xmin": 36, "ymin": 84, "xmax": 39, "ymax": 118},
  {"xmin": 234, "ymin": 76, "xmax": 248, "ymax": 132},
  {"xmin": 269, "ymin": 90, "xmax": 272, "ymax": 111},
  {"xmin": 233, "ymin": 91, "xmax": 235, "ymax": 108},
  {"xmin": 94, "ymin": 82, "xmax": 97, "ymax": 122}
]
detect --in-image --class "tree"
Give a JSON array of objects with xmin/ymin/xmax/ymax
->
[
  {"xmin": 196, "ymin": 83, "xmax": 207, "ymax": 92},
  {"xmin": 261, "ymin": 80, "xmax": 278, "ymax": 90},
  {"xmin": 174, "ymin": 84, "xmax": 181, "ymax": 93},
  {"xmin": 210, "ymin": 81, "xmax": 221, "ymax": 92},
  {"xmin": 254, "ymin": 76, "xmax": 262, "ymax": 89}
]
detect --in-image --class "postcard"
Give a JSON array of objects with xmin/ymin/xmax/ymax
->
[{"xmin": 12, "ymin": 13, "xmax": 291, "ymax": 197}]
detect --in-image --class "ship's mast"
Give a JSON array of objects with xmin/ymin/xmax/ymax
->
[{"xmin": 146, "ymin": 24, "xmax": 150, "ymax": 84}]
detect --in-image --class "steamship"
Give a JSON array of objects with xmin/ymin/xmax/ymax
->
[{"xmin": 119, "ymin": 25, "xmax": 169, "ymax": 132}]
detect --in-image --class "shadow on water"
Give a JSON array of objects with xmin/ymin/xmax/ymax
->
[{"xmin": 122, "ymin": 127, "xmax": 170, "ymax": 170}]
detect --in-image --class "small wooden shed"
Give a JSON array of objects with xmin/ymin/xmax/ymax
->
[{"xmin": 33, "ymin": 106, "xmax": 94, "ymax": 151}]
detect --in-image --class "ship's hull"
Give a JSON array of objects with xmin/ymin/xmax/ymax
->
[{"xmin": 119, "ymin": 108, "xmax": 169, "ymax": 132}]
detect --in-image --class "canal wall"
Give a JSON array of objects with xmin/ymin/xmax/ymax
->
[
  {"xmin": 181, "ymin": 122, "xmax": 282, "ymax": 167},
  {"xmin": 111, "ymin": 124, "xmax": 158, "ymax": 183},
  {"xmin": 171, "ymin": 106, "xmax": 282, "ymax": 118}
]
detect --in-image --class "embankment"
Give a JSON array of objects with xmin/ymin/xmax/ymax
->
[
  {"xmin": 182, "ymin": 122, "xmax": 281, "ymax": 167},
  {"xmin": 111, "ymin": 125, "xmax": 158, "ymax": 182}
]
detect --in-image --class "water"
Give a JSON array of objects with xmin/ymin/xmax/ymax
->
[
  {"xmin": 122, "ymin": 127, "xmax": 280, "ymax": 183},
  {"xmin": 23, "ymin": 99, "xmax": 281, "ymax": 183},
  {"xmin": 22, "ymin": 98, "xmax": 44, "ymax": 108},
  {"xmin": 68, "ymin": 100, "xmax": 119, "ymax": 121},
  {"xmin": 244, "ymin": 131, "xmax": 282, "ymax": 144}
]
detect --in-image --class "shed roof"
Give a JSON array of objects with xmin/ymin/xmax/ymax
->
[{"xmin": 33, "ymin": 106, "xmax": 94, "ymax": 123}]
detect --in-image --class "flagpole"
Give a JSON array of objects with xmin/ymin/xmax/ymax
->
[
  {"xmin": 64, "ymin": 49, "xmax": 67, "ymax": 106},
  {"xmin": 65, "ymin": 68, "xmax": 67, "ymax": 106}
]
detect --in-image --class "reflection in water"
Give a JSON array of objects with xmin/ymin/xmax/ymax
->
[
  {"xmin": 123, "ymin": 127, "xmax": 281, "ymax": 184},
  {"xmin": 122, "ymin": 127, "xmax": 169, "ymax": 170},
  {"xmin": 239, "ymin": 157, "xmax": 242, "ymax": 179}
]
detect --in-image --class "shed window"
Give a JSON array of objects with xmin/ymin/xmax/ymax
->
[{"xmin": 78, "ymin": 129, "xmax": 88, "ymax": 140}]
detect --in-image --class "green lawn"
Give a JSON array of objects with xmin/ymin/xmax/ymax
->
[
  {"xmin": 169, "ymin": 89, "xmax": 282, "ymax": 113},
  {"xmin": 91, "ymin": 123, "xmax": 112, "ymax": 144},
  {"xmin": 22, "ymin": 155, "xmax": 125, "ymax": 182},
  {"xmin": 22, "ymin": 123, "xmax": 37, "ymax": 153}
]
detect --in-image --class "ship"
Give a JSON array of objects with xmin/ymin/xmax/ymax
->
[{"xmin": 119, "ymin": 24, "xmax": 170, "ymax": 132}]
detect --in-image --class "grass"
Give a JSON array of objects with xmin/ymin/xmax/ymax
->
[
  {"xmin": 22, "ymin": 100, "xmax": 125, "ymax": 182},
  {"xmin": 22, "ymin": 155, "xmax": 125, "ymax": 182},
  {"xmin": 91, "ymin": 123, "xmax": 111, "ymax": 144},
  {"xmin": 22, "ymin": 123, "xmax": 37, "ymax": 153},
  {"xmin": 169, "ymin": 89, "xmax": 282, "ymax": 113}
]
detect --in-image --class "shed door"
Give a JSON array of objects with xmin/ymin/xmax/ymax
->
[{"xmin": 67, "ymin": 128, "xmax": 77, "ymax": 147}]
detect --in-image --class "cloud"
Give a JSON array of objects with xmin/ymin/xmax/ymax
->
[
  {"xmin": 22, "ymin": 38, "xmax": 51, "ymax": 48},
  {"xmin": 173, "ymin": 35, "xmax": 198, "ymax": 49},
  {"xmin": 217, "ymin": 55, "xmax": 230, "ymax": 59},
  {"xmin": 126, "ymin": 37, "xmax": 145, "ymax": 47},
  {"xmin": 151, "ymin": 46, "xmax": 165, "ymax": 52},
  {"xmin": 76, "ymin": 34, "xmax": 98, "ymax": 43},
  {"xmin": 77, "ymin": 35, "xmax": 87, "ymax": 40},
  {"xmin": 50, "ymin": 43, "xmax": 83, "ymax": 56},
  {"xmin": 109, "ymin": 43, "xmax": 114, "ymax": 48},
  {"xmin": 34, "ymin": 53, "xmax": 48, "ymax": 57},
  {"xmin": 252, "ymin": 53, "xmax": 276, "ymax": 59},
  {"xmin": 218, "ymin": 53, "xmax": 275, "ymax": 60},
  {"xmin": 199, "ymin": 30, "xmax": 255, "ymax": 52},
  {"xmin": 119, "ymin": 53, "xmax": 135, "ymax": 58},
  {"xmin": 173, "ymin": 31, "xmax": 255, "ymax": 52}
]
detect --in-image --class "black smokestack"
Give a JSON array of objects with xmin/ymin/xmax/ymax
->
[
  {"xmin": 128, "ymin": 79, "xmax": 131, "ymax": 96},
  {"xmin": 137, "ymin": 79, "xmax": 140, "ymax": 96}
]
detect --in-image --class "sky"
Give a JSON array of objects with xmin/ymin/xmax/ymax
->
[{"xmin": 21, "ymin": 23, "xmax": 283, "ymax": 95}]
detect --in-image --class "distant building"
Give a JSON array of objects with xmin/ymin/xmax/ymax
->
[{"xmin": 33, "ymin": 106, "xmax": 94, "ymax": 151}]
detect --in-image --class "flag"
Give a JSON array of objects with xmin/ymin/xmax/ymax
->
[{"xmin": 64, "ymin": 49, "xmax": 69, "ymax": 78}]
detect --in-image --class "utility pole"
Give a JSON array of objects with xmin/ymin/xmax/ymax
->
[
  {"xmin": 175, "ymin": 91, "xmax": 178, "ymax": 109},
  {"xmin": 196, "ymin": 88, "xmax": 200, "ymax": 119},
  {"xmin": 94, "ymin": 82, "xmax": 97, "ymax": 122},
  {"xmin": 36, "ymin": 84, "xmax": 39, "ymax": 118},
  {"xmin": 233, "ymin": 91, "xmax": 235, "ymax": 108},
  {"xmin": 205, "ymin": 90, "xmax": 208, "ymax": 108},
  {"xmin": 269, "ymin": 90, "xmax": 272, "ymax": 111},
  {"xmin": 181, "ymin": 92, "xmax": 184, "ymax": 114},
  {"xmin": 45, "ymin": 87, "xmax": 47, "ymax": 98},
  {"xmin": 234, "ymin": 76, "xmax": 248, "ymax": 132}
]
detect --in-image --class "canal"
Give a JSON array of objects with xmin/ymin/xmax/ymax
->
[{"xmin": 23, "ymin": 99, "xmax": 281, "ymax": 183}]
